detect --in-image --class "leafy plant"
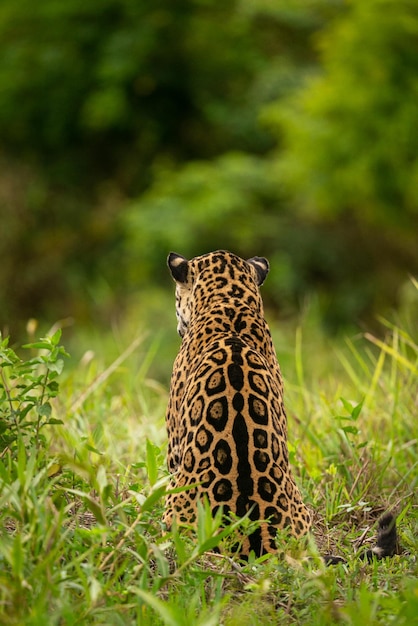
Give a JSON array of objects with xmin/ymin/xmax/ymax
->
[{"xmin": 0, "ymin": 329, "xmax": 68, "ymax": 460}]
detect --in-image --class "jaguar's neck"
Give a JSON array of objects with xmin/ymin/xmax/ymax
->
[{"xmin": 184, "ymin": 298, "xmax": 275, "ymax": 363}]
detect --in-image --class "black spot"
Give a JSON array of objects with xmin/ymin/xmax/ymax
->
[
  {"xmin": 228, "ymin": 284, "xmax": 244, "ymax": 298},
  {"xmin": 257, "ymin": 477, "xmax": 277, "ymax": 502},
  {"xmin": 179, "ymin": 422, "xmax": 187, "ymax": 441},
  {"xmin": 277, "ymin": 494, "xmax": 289, "ymax": 512},
  {"xmin": 225, "ymin": 336, "xmax": 245, "ymax": 351},
  {"xmin": 273, "ymin": 421, "xmax": 284, "ymax": 438},
  {"xmin": 269, "ymin": 465, "xmax": 284, "ymax": 484},
  {"xmin": 215, "ymin": 276, "xmax": 228, "ymax": 288},
  {"xmin": 199, "ymin": 364, "xmax": 212, "ymax": 378},
  {"xmin": 213, "ymin": 439, "xmax": 233, "ymax": 474},
  {"xmin": 285, "ymin": 478, "xmax": 294, "ymax": 498},
  {"xmin": 271, "ymin": 433, "xmax": 280, "ymax": 458},
  {"xmin": 195, "ymin": 425, "xmax": 214, "ymax": 453},
  {"xmin": 254, "ymin": 450, "xmax": 270, "ymax": 472},
  {"xmin": 280, "ymin": 440, "xmax": 288, "ymax": 463},
  {"xmin": 213, "ymin": 478, "xmax": 233, "ymax": 502},
  {"xmin": 206, "ymin": 397, "xmax": 228, "ymax": 431},
  {"xmin": 209, "ymin": 349, "xmax": 227, "ymax": 365},
  {"xmin": 235, "ymin": 494, "xmax": 248, "ymax": 518},
  {"xmin": 232, "ymin": 414, "xmax": 253, "ymax": 498},
  {"xmin": 232, "ymin": 392, "xmax": 244, "ymax": 412},
  {"xmin": 183, "ymin": 448, "xmax": 195, "ymax": 472},
  {"xmin": 236, "ymin": 496, "xmax": 260, "ymax": 519},
  {"xmin": 198, "ymin": 457, "xmax": 210, "ymax": 470},
  {"xmin": 248, "ymin": 394, "xmax": 268, "ymax": 425},
  {"xmin": 189, "ymin": 395, "xmax": 204, "ymax": 426},
  {"xmin": 253, "ymin": 429, "xmax": 268, "ymax": 448},
  {"xmin": 246, "ymin": 351, "xmax": 265, "ymax": 369},
  {"xmin": 248, "ymin": 527, "xmax": 262, "ymax": 555},
  {"xmin": 248, "ymin": 371, "xmax": 269, "ymax": 397},
  {"xmin": 265, "ymin": 506, "xmax": 282, "ymax": 526},
  {"xmin": 250, "ymin": 322, "xmax": 264, "ymax": 342},
  {"xmin": 268, "ymin": 525, "xmax": 277, "ymax": 539},
  {"xmin": 227, "ymin": 363, "xmax": 244, "ymax": 391},
  {"xmin": 205, "ymin": 369, "xmax": 226, "ymax": 396},
  {"xmin": 233, "ymin": 312, "xmax": 247, "ymax": 333},
  {"xmin": 168, "ymin": 457, "xmax": 177, "ymax": 472},
  {"xmin": 212, "ymin": 254, "xmax": 227, "ymax": 273},
  {"xmin": 249, "ymin": 501, "xmax": 260, "ymax": 521},
  {"xmin": 200, "ymin": 469, "xmax": 216, "ymax": 487}
]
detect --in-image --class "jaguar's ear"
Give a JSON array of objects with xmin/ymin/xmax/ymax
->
[
  {"xmin": 247, "ymin": 256, "xmax": 269, "ymax": 286},
  {"xmin": 167, "ymin": 252, "xmax": 189, "ymax": 283}
]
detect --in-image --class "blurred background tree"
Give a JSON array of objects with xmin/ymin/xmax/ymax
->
[{"xmin": 0, "ymin": 0, "xmax": 417, "ymax": 337}]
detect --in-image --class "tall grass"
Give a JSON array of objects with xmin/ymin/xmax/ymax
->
[{"xmin": 0, "ymin": 293, "xmax": 417, "ymax": 625}]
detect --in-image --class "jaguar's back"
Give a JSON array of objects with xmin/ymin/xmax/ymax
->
[{"xmin": 164, "ymin": 250, "xmax": 311, "ymax": 556}]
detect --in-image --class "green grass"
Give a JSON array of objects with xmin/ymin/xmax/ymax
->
[{"xmin": 0, "ymin": 293, "xmax": 417, "ymax": 625}]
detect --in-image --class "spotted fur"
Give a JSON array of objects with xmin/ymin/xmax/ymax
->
[{"xmin": 164, "ymin": 250, "xmax": 398, "ymax": 560}]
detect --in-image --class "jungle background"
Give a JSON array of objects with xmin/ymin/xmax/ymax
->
[
  {"xmin": 1, "ymin": 0, "xmax": 417, "ymax": 352},
  {"xmin": 0, "ymin": 2, "xmax": 417, "ymax": 624}
]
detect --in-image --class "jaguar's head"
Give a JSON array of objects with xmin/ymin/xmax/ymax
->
[{"xmin": 167, "ymin": 250, "xmax": 269, "ymax": 338}]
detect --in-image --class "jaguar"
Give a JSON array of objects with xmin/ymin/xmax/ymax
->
[{"xmin": 163, "ymin": 249, "xmax": 397, "ymax": 560}]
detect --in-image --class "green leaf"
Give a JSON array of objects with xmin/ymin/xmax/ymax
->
[
  {"xmin": 146, "ymin": 438, "xmax": 159, "ymax": 486},
  {"xmin": 50, "ymin": 328, "xmax": 62, "ymax": 346},
  {"xmin": 47, "ymin": 463, "xmax": 61, "ymax": 477},
  {"xmin": 351, "ymin": 399, "xmax": 364, "ymax": 420},
  {"xmin": 137, "ymin": 480, "xmax": 168, "ymax": 514},
  {"xmin": 47, "ymin": 381, "xmax": 59, "ymax": 393},
  {"xmin": 341, "ymin": 425, "xmax": 359, "ymax": 435},
  {"xmin": 37, "ymin": 403, "xmax": 52, "ymax": 418},
  {"xmin": 23, "ymin": 341, "xmax": 52, "ymax": 350},
  {"xmin": 339, "ymin": 397, "xmax": 355, "ymax": 415},
  {"xmin": 47, "ymin": 359, "xmax": 64, "ymax": 375},
  {"xmin": 85, "ymin": 444, "xmax": 103, "ymax": 455}
]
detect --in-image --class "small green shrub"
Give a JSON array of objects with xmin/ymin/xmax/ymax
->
[{"xmin": 0, "ymin": 329, "xmax": 68, "ymax": 460}]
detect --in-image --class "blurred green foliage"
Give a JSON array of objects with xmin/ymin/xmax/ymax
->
[
  {"xmin": 268, "ymin": 0, "xmax": 418, "ymax": 223},
  {"xmin": 0, "ymin": 0, "xmax": 417, "ymax": 334}
]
